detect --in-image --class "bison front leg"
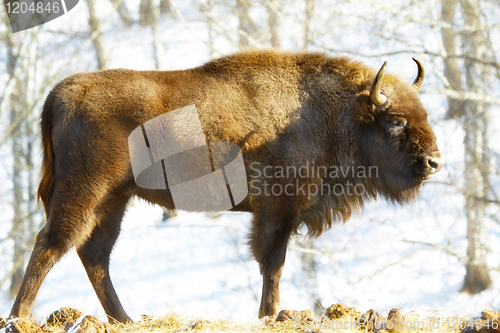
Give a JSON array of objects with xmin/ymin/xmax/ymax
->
[{"xmin": 250, "ymin": 207, "xmax": 297, "ymax": 319}]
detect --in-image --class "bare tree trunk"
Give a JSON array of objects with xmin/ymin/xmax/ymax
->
[
  {"xmin": 303, "ymin": 0, "xmax": 314, "ymax": 50},
  {"xmin": 87, "ymin": 0, "xmax": 109, "ymax": 69},
  {"xmin": 26, "ymin": 116, "xmax": 36, "ymax": 244},
  {"xmin": 235, "ymin": 0, "xmax": 255, "ymax": 49},
  {"xmin": 2, "ymin": 15, "xmax": 44, "ymax": 296},
  {"xmin": 441, "ymin": 0, "xmax": 492, "ymax": 294},
  {"xmin": 5, "ymin": 25, "xmax": 24, "ymax": 298},
  {"xmin": 24, "ymin": 29, "xmax": 39, "ymax": 254},
  {"xmin": 462, "ymin": 119, "xmax": 491, "ymax": 294},
  {"xmin": 5, "ymin": 29, "xmax": 39, "ymax": 298},
  {"xmin": 441, "ymin": 0, "xmax": 466, "ymax": 119},
  {"xmin": 110, "ymin": 0, "xmax": 134, "ymax": 26},
  {"xmin": 9, "ymin": 90, "xmax": 25, "ymax": 298},
  {"xmin": 139, "ymin": 0, "xmax": 155, "ymax": 26},
  {"xmin": 152, "ymin": 4, "xmax": 165, "ymax": 70},
  {"xmin": 266, "ymin": 0, "xmax": 280, "ymax": 49},
  {"xmin": 206, "ymin": 0, "xmax": 216, "ymax": 58},
  {"xmin": 160, "ymin": 0, "xmax": 171, "ymax": 14},
  {"xmin": 138, "ymin": 0, "xmax": 165, "ymax": 70},
  {"xmin": 459, "ymin": 0, "xmax": 492, "ymax": 294}
]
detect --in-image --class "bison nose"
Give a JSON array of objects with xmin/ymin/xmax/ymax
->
[{"xmin": 423, "ymin": 151, "xmax": 443, "ymax": 176}]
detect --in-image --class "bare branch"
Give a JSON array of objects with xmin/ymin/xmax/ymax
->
[
  {"xmin": 433, "ymin": 88, "xmax": 500, "ymax": 105},
  {"xmin": 319, "ymin": 46, "xmax": 500, "ymax": 69},
  {"xmin": 289, "ymin": 244, "xmax": 329, "ymax": 257},
  {"xmin": 87, "ymin": 0, "xmax": 109, "ymax": 69},
  {"xmin": 368, "ymin": 2, "xmax": 498, "ymax": 33},
  {"xmin": 0, "ymin": 34, "xmax": 31, "ymax": 116},
  {"xmin": 110, "ymin": 0, "xmax": 134, "ymax": 26},
  {"xmin": 352, "ymin": 248, "xmax": 432, "ymax": 284}
]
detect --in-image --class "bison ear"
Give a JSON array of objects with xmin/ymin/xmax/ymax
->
[{"xmin": 351, "ymin": 94, "xmax": 377, "ymax": 124}]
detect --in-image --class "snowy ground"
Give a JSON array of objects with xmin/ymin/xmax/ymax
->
[{"xmin": 4, "ymin": 187, "xmax": 496, "ymax": 323}]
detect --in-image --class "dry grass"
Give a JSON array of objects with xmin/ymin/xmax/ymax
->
[
  {"xmin": 6, "ymin": 307, "xmax": 497, "ymax": 333},
  {"xmin": 113, "ymin": 313, "xmax": 308, "ymax": 333},
  {"xmin": 39, "ymin": 312, "xmax": 304, "ymax": 333},
  {"xmin": 104, "ymin": 310, "xmax": 485, "ymax": 333}
]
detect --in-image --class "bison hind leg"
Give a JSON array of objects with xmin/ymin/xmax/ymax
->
[
  {"xmin": 9, "ymin": 223, "xmax": 67, "ymax": 320},
  {"xmin": 9, "ymin": 191, "xmax": 103, "ymax": 320},
  {"xmin": 77, "ymin": 194, "xmax": 132, "ymax": 323}
]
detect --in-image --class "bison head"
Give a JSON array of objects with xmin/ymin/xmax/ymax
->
[{"xmin": 351, "ymin": 59, "xmax": 442, "ymax": 202}]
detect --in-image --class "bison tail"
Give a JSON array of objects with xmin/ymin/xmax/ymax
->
[{"xmin": 37, "ymin": 94, "xmax": 55, "ymax": 216}]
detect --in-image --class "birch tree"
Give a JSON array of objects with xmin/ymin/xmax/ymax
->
[
  {"xmin": 87, "ymin": 0, "xmax": 109, "ymax": 69},
  {"xmin": 1, "ymin": 21, "xmax": 41, "ymax": 297},
  {"xmin": 440, "ymin": 0, "xmax": 495, "ymax": 293}
]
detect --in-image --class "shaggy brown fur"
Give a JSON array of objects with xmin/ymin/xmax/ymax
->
[{"xmin": 11, "ymin": 50, "xmax": 441, "ymax": 322}]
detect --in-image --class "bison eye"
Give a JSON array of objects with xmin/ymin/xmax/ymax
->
[
  {"xmin": 389, "ymin": 118, "xmax": 406, "ymax": 128},
  {"xmin": 387, "ymin": 118, "xmax": 407, "ymax": 136}
]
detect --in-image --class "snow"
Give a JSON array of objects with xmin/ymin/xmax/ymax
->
[
  {"xmin": 31, "ymin": 205, "xmax": 261, "ymax": 321},
  {"xmin": 16, "ymin": 184, "xmax": 499, "ymax": 322}
]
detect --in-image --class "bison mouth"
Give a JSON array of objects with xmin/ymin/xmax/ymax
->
[
  {"xmin": 372, "ymin": 164, "xmax": 427, "ymax": 203},
  {"xmin": 383, "ymin": 151, "xmax": 442, "ymax": 200},
  {"xmin": 421, "ymin": 174, "xmax": 435, "ymax": 181}
]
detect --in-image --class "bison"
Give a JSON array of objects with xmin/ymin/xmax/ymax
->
[{"xmin": 10, "ymin": 50, "xmax": 442, "ymax": 323}]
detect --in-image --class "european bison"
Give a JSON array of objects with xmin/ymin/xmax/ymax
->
[{"xmin": 10, "ymin": 50, "xmax": 442, "ymax": 323}]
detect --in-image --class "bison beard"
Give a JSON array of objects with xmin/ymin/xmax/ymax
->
[{"xmin": 10, "ymin": 50, "xmax": 442, "ymax": 323}]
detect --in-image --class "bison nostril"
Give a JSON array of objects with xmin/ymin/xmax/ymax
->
[
  {"xmin": 424, "ymin": 151, "xmax": 443, "ymax": 175},
  {"xmin": 428, "ymin": 160, "xmax": 439, "ymax": 169}
]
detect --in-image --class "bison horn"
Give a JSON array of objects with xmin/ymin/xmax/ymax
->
[
  {"xmin": 412, "ymin": 58, "xmax": 425, "ymax": 92},
  {"xmin": 370, "ymin": 61, "xmax": 388, "ymax": 106}
]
